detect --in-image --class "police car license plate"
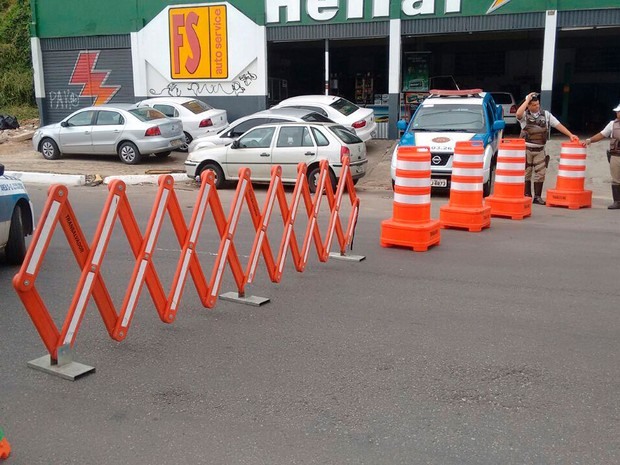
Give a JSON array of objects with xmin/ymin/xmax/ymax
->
[{"xmin": 431, "ymin": 179, "xmax": 448, "ymax": 187}]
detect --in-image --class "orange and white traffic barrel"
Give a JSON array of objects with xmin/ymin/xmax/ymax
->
[
  {"xmin": 546, "ymin": 141, "xmax": 592, "ymax": 209},
  {"xmin": 0, "ymin": 427, "xmax": 10, "ymax": 459},
  {"xmin": 439, "ymin": 141, "xmax": 491, "ymax": 232},
  {"xmin": 485, "ymin": 138, "xmax": 532, "ymax": 219},
  {"xmin": 380, "ymin": 145, "xmax": 440, "ymax": 251}
]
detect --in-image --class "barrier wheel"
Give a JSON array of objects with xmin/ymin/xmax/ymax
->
[
  {"xmin": 307, "ymin": 166, "xmax": 336, "ymax": 193},
  {"xmin": 40, "ymin": 138, "xmax": 61, "ymax": 160},
  {"xmin": 201, "ymin": 163, "xmax": 225, "ymax": 189},
  {"xmin": 5, "ymin": 205, "xmax": 26, "ymax": 265},
  {"xmin": 118, "ymin": 141, "xmax": 142, "ymax": 164}
]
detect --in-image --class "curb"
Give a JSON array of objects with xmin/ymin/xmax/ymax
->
[{"xmin": 5, "ymin": 171, "xmax": 191, "ymax": 187}]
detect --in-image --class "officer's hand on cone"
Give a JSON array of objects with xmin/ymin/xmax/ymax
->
[{"xmin": 569, "ymin": 134, "xmax": 579, "ymax": 143}]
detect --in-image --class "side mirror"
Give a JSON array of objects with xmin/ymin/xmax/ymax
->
[
  {"xmin": 397, "ymin": 119, "xmax": 407, "ymax": 131},
  {"xmin": 493, "ymin": 120, "xmax": 506, "ymax": 131},
  {"xmin": 60, "ymin": 121, "xmax": 68, "ymax": 127},
  {"xmin": 231, "ymin": 139, "xmax": 240, "ymax": 149}
]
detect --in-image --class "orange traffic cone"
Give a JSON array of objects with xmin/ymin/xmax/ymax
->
[
  {"xmin": 0, "ymin": 428, "xmax": 11, "ymax": 460},
  {"xmin": 380, "ymin": 145, "xmax": 440, "ymax": 251},
  {"xmin": 439, "ymin": 141, "xmax": 491, "ymax": 232},
  {"xmin": 546, "ymin": 142, "xmax": 592, "ymax": 209},
  {"xmin": 485, "ymin": 138, "xmax": 532, "ymax": 220}
]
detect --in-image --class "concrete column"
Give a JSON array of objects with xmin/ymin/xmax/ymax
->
[
  {"xmin": 388, "ymin": 18, "xmax": 401, "ymax": 140},
  {"xmin": 541, "ymin": 10, "xmax": 558, "ymax": 111},
  {"xmin": 30, "ymin": 37, "xmax": 48, "ymax": 124}
]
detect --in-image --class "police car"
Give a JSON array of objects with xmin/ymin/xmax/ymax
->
[
  {"xmin": 391, "ymin": 89, "xmax": 505, "ymax": 196},
  {"xmin": 0, "ymin": 164, "xmax": 34, "ymax": 265}
]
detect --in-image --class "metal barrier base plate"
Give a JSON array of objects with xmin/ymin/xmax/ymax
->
[
  {"xmin": 219, "ymin": 292, "xmax": 270, "ymax": 307},
  {"xmin": 27, "ymin": 355, "xmax": 95, "ymax": 381},
  {"xmin": 329, "ymin": 252, "xmax": 366, "ymax": 262}
]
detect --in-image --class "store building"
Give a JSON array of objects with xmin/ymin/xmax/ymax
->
[{"xmin": 31, "ymin": 1, "xmax": 620, "ymax": 138}]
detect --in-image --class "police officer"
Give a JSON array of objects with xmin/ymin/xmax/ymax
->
[
  {"xmin": 582, "ymin": 103, "xmax": 620, "ymax": 209},
  {"xmin": 516, "ymin": 92, "xmax": 579, "ymax": 205}
]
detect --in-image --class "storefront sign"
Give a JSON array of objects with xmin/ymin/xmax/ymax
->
[{"xmin": 169, "ymin": 5, "xmax": 228, "ymax": 79}]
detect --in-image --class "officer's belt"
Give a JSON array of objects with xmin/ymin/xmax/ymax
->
[{"xmin": 527, "ymin": 146, "xmax": 545, "ymax": 152}]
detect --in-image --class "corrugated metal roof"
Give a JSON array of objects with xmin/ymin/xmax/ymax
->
[
  {"xmin": 41, "ymin": 35, "xmax": 130, "ymax": 51},
  {"xmin": 559, "ymin": 8, "xmax": 620, "ymax": 27},
  {"xmin": 267, "ymin": 21, "xmax": 389, "ymax": 41},
  {"xmin": 402, "ymin": 12, "xmax": 545, "ymax": 35}
]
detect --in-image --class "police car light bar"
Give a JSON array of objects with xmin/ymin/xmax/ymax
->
[{"xmin": 429, "ymin": 89, "xmax": 483, "ymax": 97}]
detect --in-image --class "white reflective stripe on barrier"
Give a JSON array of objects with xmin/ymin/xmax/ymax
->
[
  {"xmin": 123, "ymin": 259, "xmax": 148, "ymax": 327},
  {"xmin": 559, "ymin": 158, "xmax": 587, "ymax": 166},
  {"xmin": 452, "ymin": 167, "xmax": 483, "ymax": 177},
  {"xmin": 395, "ymin": 177, "xmax": 431, "ymax": 188},
  {"xmin": 498, "ymin": 149, "xmax": 525, "ymax": 158},
  {"xmin": 453, "ymin": 154, "xmax": 483, "ymax": 163},
  {"xmin": 64, "ymin": 271, "xmax": 95, "ymax": 344},
  {"xmin": 497, "ymin": 162, "xmax": 525, "ymax": 171},
  {"xmin": 495, "ymin": 174, "xmax": 525, "ymax": 183},
  {"xmin": 92, "ymin": 196, "xmax": 119, "ymax": 266},
  {"xmin": 26, "ymin": 200, "xmax": 61, "ymax": 275},
  {"xmin": 146, "ymin": 189, "xmax": 169, "ymax": 254},
  {"xmin": 394, "ymin": 192, "xmax": 431, "ymax": 205},
  {"xmin": 561, "ymin": 147, "xmax": 587, "ymax": 155},
  {"xmin": 451, "ymin": 182, "xmax": 483, "ymax": 191},
  {"xmin": 396, "ymin": 160, "xmax": 431, "ymax": 171},
  {"xmin": 558, "ymin": 170, "xmax": 585, "ymax": 178}
]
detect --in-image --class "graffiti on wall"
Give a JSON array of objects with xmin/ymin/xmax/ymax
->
[
  {"xmin": 48, "ymin": 90, "xmax": 81, "ymax": 110},
  {"xmin": 149, "ymin": 71, "xmax": 257, "ymax": 98},
  {"xmin": 69, "ymin": 51, "xmax": 121, "ymax": 105}
]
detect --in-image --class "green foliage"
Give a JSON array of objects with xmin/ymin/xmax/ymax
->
[{"xmin": 0, "ymin": 0, "xmax": 34, "ymax": 107}]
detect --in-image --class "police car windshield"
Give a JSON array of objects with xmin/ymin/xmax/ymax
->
[{"xmin": 410, "ymin": 105, "xmax": 485, "ymax": 133}]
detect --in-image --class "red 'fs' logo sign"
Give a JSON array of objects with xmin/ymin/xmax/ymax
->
[{"xmin": 169, "ymin": 6, "xmax": 228, "ymax": 80}]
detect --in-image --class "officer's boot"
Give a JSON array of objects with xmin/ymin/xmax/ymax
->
[
  {"xmin": 533, "ymin": 182, "xmax": 545, "ymax": 205},
  {"xmin": 524, "ymin": 182, "xmax": 532, "ymax": 197},
  {"xmin": 608, "ymin": 185, "xmax": 620, "ymax": 209}
]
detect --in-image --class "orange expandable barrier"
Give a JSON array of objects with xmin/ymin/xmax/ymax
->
[
  {"xmin": 546, "ymin": 142, "xmax": 592, "ymax": 209},
  {"xmin": 485, "ymin": 138, "xmax": 532, "ymax": 220},
  {"xmin": 0, "ymin": 427, "xmax": 10, "ymax": 460},
  {"xmin": 380, "ymin": 145, "xmax": 440, "ymax": 251},
  {"xmin": 13, "ymin": 159, "xmax": 360, "ymax": 362},
  {"xmin": 439, "ymin": 141, "xmax": 491, "ymax": 232}
]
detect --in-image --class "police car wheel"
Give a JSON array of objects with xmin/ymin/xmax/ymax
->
[
  {"xmin": 41, "ymin": 138, "xmax": 61, "ymax": 160},
  {"xmin": 6, "ymin": 205, "xmax": 26, "ymax": 265}
]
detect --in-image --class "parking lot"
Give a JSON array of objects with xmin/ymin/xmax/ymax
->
[{"xmin": 1, "ymin": 138, "xmax": 619, "ymax": 463}]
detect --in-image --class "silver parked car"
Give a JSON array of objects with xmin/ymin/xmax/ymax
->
[
  {"xmin": 185, "ymin": 122, "xmax": 368, "ymax": 192},
  {"xmin": 32, "ymin": 105, "xmax": 185, "ymax": 164},
  {"xmin": 187, "ymin": 107, "xmax": 336, "ymax": 152}
]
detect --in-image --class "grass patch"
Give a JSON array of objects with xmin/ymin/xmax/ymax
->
[{"xmin": 2, "ymin": 104, "xmax": 39, "ymax": 122}]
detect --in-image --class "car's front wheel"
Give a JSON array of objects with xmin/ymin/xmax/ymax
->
[
  {"xmin": 199, "ymin": 163, "xmax": 225, "ymax": 189},
  {"xmin": 40, "ymin": 138, "xmax": 61, "ymax": 160},
  {"xmin": 5, "ymin": 205, "xmax": 27, "ymax": 265},
  {"xmin": 483, "ymin": 162, "xmax": 495, "ymax": 197},
  {"xmin": 118, "ymin": 141, "xmax": 142, "ymax": 164}
]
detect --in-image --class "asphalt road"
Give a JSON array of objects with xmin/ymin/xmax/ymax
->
[{"xmin": 1, "ymin": 179, "xmax": 618, "ymax": 464}]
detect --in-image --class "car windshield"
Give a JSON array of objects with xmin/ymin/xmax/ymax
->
[
  {"xmin": 129, "ymin": 107, "xmax": 167, "ymax": 121},
  {"xmin": 330, "ymin": 98, "xmax": 359, "ymax": 116},
  {"xmin": 182, "ymin": 99, "xmax": 213, "ymax": 113},
  {"xmin": 330, "ymin": 125, "xmax": 363, "ymax": 144},
  {"xmin": 302, "ymin": 112, "xmax": 332, "ymax": 123},
  {"xmin": 410, "ymin": 104, "xmax": 485, "ymax": 133}
]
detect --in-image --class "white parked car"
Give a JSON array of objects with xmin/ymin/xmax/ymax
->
[
  {"xmin": 185, "ymin": 122, "xmax": 368, "ymax": 192},
  {"xmin": 490, "ymin": 92, "xmax": 518, "ymax": 129},
  {"xmin": 136, "ymin": 96, "xmax": 228, "ymax": 147},
  {"xmin": 271, "ymin": 95, "xmax": 377, "ymax": 142},
  {"xmin": 0, "ymin": 164, "xmax": 34, "ymax": 265},
  {"xmin": 32, "ymin": 105, "xmax": 184, "ymax": 164},
  {"xmin": 188, "ymin": 107, "xmax": 335, "ymax": 152}
]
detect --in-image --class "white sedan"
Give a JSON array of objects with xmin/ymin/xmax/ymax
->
[
  {"xmin": 136, "ymin": 96, "xmax": 228, "ymax": 146},
  {"xmin": 271, "ymin": 95, "xmax": 377, "ymax": 142},
  {"xmin": 0, "ymin": 164, "xmax": 34, "ymax": 265},
  {"xmin": 185, "ymin": 122, "xmax": 367, "ymax": 192}
]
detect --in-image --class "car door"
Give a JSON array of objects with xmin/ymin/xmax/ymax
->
[
  {"xmin": 91, "ymin": 110, "xmax": 124, "ymax": 154},
  {"xmin": 59, "ymin": 110, "xmax": 96, "ymax": 153},
  {"xmin": 224, "ymin": 126, "xmax": 275, "ymax": 180},
  {"xmin": 272, "ymin": 125, "xmax": 315, "ymax": 181}
]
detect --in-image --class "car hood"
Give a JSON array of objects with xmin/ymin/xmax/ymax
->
[
  {"xmin": 187, "ymin": 144, "xmax": 228, "ymax": 161},
  {"xmin": 408, "ymin": 132, "xmax": 487, "ymax": 152}
]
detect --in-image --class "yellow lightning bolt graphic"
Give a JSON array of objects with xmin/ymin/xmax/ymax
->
[{"xmin": 487, "ymin": 0, "xmax": 511, "ymax": 14}]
